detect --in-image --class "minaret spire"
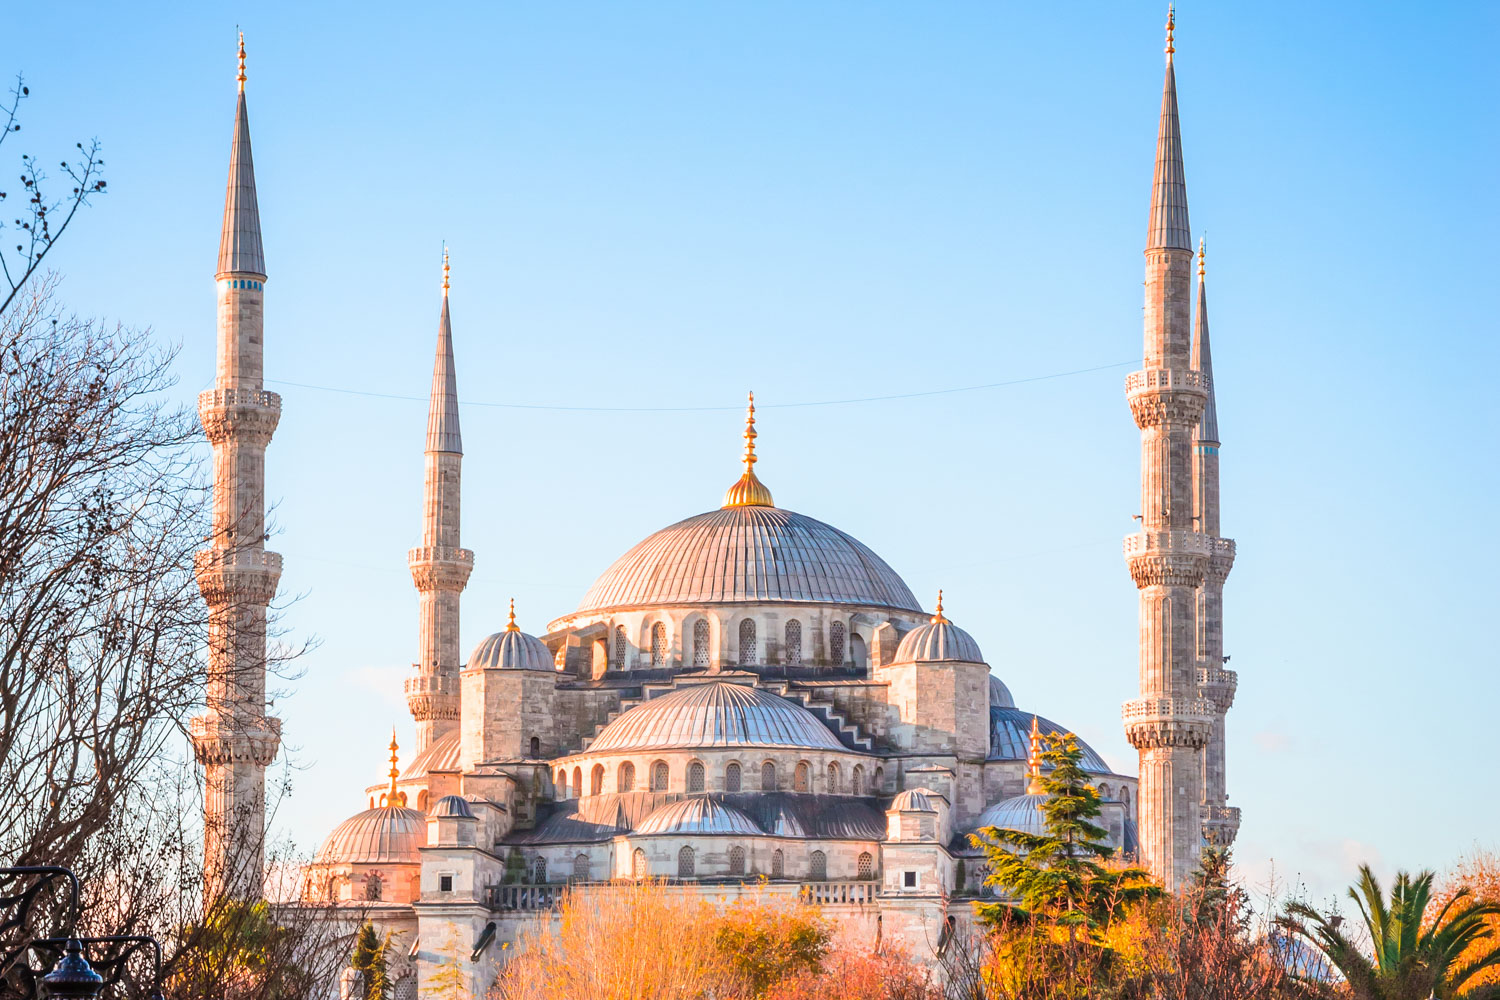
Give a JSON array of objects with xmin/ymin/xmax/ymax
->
[
  {"xmin": 193, "ymin": 30, "xmax": 282, "ymax": 904},
  {"xmin": 407, "ymin": 250, "xmax": 473, "ymax": 752},
  {"xmin": 1025, "ymin": 716, "xmax": 1045, "ymax": 795},
  {"xmin": 1123, "ymin": 7, "xmax": 1212, "ymax": 891},
  {"xmin": 1192, "ymin": 238, "xmax": 1239, "ymax": 847},
  {"xmin": 722, "ymin": 391, "xmax": 775, "ymax": 508}
]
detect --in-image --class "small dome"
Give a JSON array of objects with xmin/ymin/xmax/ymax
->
[
  {"xmin": 402, "ymin": 730, "xmax": 461, "ymax": 778},
  {"xmin": 635, "ymin": 797, "xmax": 762, "ymax": 836},
  {"xmin": 974, "ymin": 793, "xmax": 1048, "ymax": 838},
  {"xmin": 431, "ymin": 795, "xmax": 474, "ymax": 819},
  {"xmin": 988, "ymin": 674, "xmax": 1015, "ymax": 709},
  {"xmin": 894, "ymin": 595, "xmax": 983, "ymax": 663},
  {"xmin": 316, "ymin": 805, "xmax": 427, "ymax": 865},
  {"xmin": 890, "ymin": 788, "xmax": 940, "ymax": 813},
  {"xmin": 589, "ymin": 682, "xmax": 843, "ymax": 753},
  {"xmin": 468, "ymin": 604, "xmax": 554, "ymax": 672}
]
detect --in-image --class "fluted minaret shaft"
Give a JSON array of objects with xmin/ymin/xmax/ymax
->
[
  {"xmin": 406, "ymin": 256, "xmax": 472, "ymax": 752},
  {"xmin": 191, "ymin": 35, "xmax": 282, "ymax": 904},
  {"xmin": 1122, "ymin": 10, "xmax": 1211, "ymax": 892},
  {"xmin": 1192, "ymin": 243, "xmax": 1239, "ymax": 847}
]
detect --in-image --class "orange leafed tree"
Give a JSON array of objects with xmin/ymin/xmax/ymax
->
[{"xmin": 1435, "ymin": 849, "xmax": 1500, "ymax": 994}]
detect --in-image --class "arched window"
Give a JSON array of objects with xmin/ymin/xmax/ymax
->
[
  {"xmin": 555, "ymin": 768, "xmax": 567, "ymax": 797},
  {"xmin": 687, "ymin": 761, "xmax": 706, "ymax": 793},
  {"xmin": 591, "ymin": 764, "xmax": 605, "ymax": 796},
  {"xmin": 650, "ymin": 621, "xmax": 667, "ymax": 668},
  {"xmin": 651, "ymin": 760, "xmax": 669, "ymax": 792},
  {"xmin": 678, "ymin": 846, "xmax": 695, "ymax": 878},
  {"xmin": 761, "ymin": 761, "xmax": 776, "ymax": 790},
  {"xmin": 572, "ymin": 767, "xmax": 582, "ymax": 798},
  {"xmin": 530, "ymin": 736, "xmax": 540, "ymax": 757},
  {"xmin": 632, "ymin": 848, "xmax": 647, "ymax": 879},
  {"xmin": 857, "ymin": 852, "xmax": 874, "ymax": 880},
  {"xmin": 874, "ymin": 766, "xmax": 884, "ymax": 791},
  {"xmin": 830, "ymin": 622, "xmax": 846, "ymax": 665},
  {"xmin": 826, "ymin": 761, "xmax": 840, "ymax": 793},
  {"xmin": 614, "ymin": 624, "xmax": 628, "ymax": 669},
  {"xmin": 725, "ymin": 761, "xmax": 742, "ymax": 792},
  {"xmin": 739, "ymin": 618, "xmax": 757, "ymax": 665},
  {"xmin": 852, "ymin": 764, "xmax": 864, "ymax": 796},
  {"xmin": 1098, "ymin": 782, "xmax": 1112, "ymax": 801},
  {"xmin": 693, "ymin": 619, "xmax": 711, "ymax": 668},
  {"xmin": 784, "ymin": 619, "xmax": 802, "ymax": 666},
  {"xmin": 618, "ymin": 761, "xmax": 636, "ymax": 792},
  {"xmin": 772, "ymin": 849, "xmax": 785, "ymax": 878},
  {"xmin": 809, "ymin": 850, "xmax": 827, "ymax": 881},
  {"xmin": 793, "ymin": 761, "xmax": 810, "ymax": 793},
  {"xmin": 1121, "ymin": 786, "xmax": 1131, "ymax": 815},
  {"xmin": 532, "ymin": 856, "xmax": 548, "ymax": 883},
  {"xmin": 729, "ymin": 846, "xmax": 746, "ymax": 876},
  {"xmin": 573, "ymin": 853, "xmax": 590, "ymax": 882},
  {"xmin": 365, "ymin": 874, "xmax": 383, "ymax": 901},
  {"xmin": 417, "ymin": 790, "xmax": 429, "ymax": 811},
  {"xmin": 850, "ymin": 633, "xmax": 867, "ymax": 670}
]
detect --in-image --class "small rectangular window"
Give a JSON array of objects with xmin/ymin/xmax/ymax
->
[
  {"xmin": 439, "ymin": 875, "xmax": 453, "ymax": 892},
  {"xmin": 903, "ymin": 871, "xmax": 917, "ymax": 888}
]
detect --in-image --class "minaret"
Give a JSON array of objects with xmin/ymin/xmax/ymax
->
[
  {"xmin": 1122, "ymin": 6, "xmax": 1213, "ymax": 891},
  {"xmin": 406, "ymin": 249, "xmax": 473, "ymax": 752},
  {"xmin": 191, "ymin": 32, "xmax": 283, "ymax": 903},
  {"xmin": 1192, "ymin": 240, "xmax": 1240, "ymax": 846}
]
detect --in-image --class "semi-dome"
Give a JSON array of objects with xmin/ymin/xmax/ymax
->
[
  {"xmin": 468, "ymin": 601, "xmax": 554, "ymax": 672},
  {"xmin": 895, "ymin": 591, "xmax": 983, "ymax": 663},
  {"xmin": 890, "ymin": 788, "xmax": 940, "ymax": 813},
  {"xmin": 973, "ymin": 793, "xmax": 1048, "ymax": 838},
  {"xmin": 431, "ymin": 795, "xmax": 474, "ymax": 819},
  {"xmin": 572, "ymin": 505, "xmax": 920, "ymax": 615},
  {"xmin": 989, "ymin": 707, "xmax": 1112, "ymax": 773},
  {"xmin": 316, "ymin": 805, "xmax": 427, "ymax": 865},
  {"xmin": 988, "ymin": 674, "xmax": 1015, "ymax": 709},
  {"xmin": 589, "ymin": 681, "xmax": 844, "ymax": 753},
  {"xmin": 402, "ymin": 730, "xmax": 461, "ymax": 778},
  {"xmin": 636, "ymin": 797, "xmax": 763, "ymax": 836}
]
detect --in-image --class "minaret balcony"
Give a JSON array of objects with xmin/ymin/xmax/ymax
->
[
  {"xmin": 1125, "ymin": 367, "xmax": 1207, "ymax": 428},
  {"xmin": 1123, "ymin": 530, "xmax": 1208, "ymax": 588},
  {"xmin": 189, "ymin": 712, "xmax": 282, "ymax": 767},
  {"xmin": 194, "ymin": 547, "xmax": 282, "ymax": 606},
  {"xmin": 1197, "ymin": 665, "xmax": 1237, "ymax": 708},
  {"xmin": 1121, "ymin": 697, "xmax": 1214, "ymax": 749},
  {"xmin": 198, "ymin": 387, "xmax": 282, "ymax": 445},
  {"xmin": 407, "ymin": 546, "xmax": 474, "ymax": 590},
  {"xmin": 1206, "ymin": 537, "xmax": 1236, "ymax": 581}
]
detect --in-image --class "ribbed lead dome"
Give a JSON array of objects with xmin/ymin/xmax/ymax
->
[
  {"xmin": 575, "ymin": 506, "xmax": 920, "ymax": 614},
  {"xmin": 589, "ymin": 682, "xmax": 843, "ymax": 753},
  {"xmin": 316, "ymin": 805, "xmax": 427, "ymax": 865},
  {"xmin": 636, "ymin": 797, "xmax": 762, "ymax": 836},
  {"xmin": 974, "ymin": 793, "xmax": 1048, "ymax": 838},
  {"xmin": 895, "ymin": 620, "xmax": 984, "ymax": 663}
]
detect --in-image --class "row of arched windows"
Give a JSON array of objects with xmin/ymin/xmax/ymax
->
[
  {"xmin": 607, "ymin": 617, "xmax": 856, "ymax": 670},
  {"xmin": 556, "ymin": 759, "xmax": 883, "ymax": 796},
  {"xmin": 617, "ymin": 846, "xmax": 870, "ymax": 881}
]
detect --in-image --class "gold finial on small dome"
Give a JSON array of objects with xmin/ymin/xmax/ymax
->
[
  {"xmin": 505, "ymin": 597, "xmax": 519, "ymax": 632},
  {"xmin": 1165, "ymin": 4, "xmax": 1176, "ymax": 57},
  {"xmin": 721, "ymin": 391, "xmax": 775, "ymax": 508},
  {"xmin": 237, "ymin": 30, "xmax": 247, "ymax": 92},
  {"xmin": 931, "ymin": 589, "xmax": 949, "ymax": 624},
  {"xmin": 442, "ymin": 244, "xmax": 450, "ymax": 295},
  {"xmin": 1026, "ymin": 715, "xmax": 1045, "ymax": 794},
  {"xmin": 1197, "ymin": 237, "xmax": 1206, "ymax": 278},
  {"xmin": 386, "ymin": 728, "xmax": 405, "ymax": 805}
]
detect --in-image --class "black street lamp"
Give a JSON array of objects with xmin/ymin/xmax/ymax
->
[{"xmin": 36, "ymin": 941, "xmax": 101, "ymax": 1000}]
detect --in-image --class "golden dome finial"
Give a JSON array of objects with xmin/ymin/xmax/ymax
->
[
  {"xmin": 1197, "ymin": 236, "xmax": 1206, "ymax": 278},
  {"xmin": 237, "ymin": 30, "xmax": 247, "ymax": 92},
  {"xmin": 1165, "ymin": 4, "xmax": 1176, "ymax": 58},
  {"xmin": 1026, "ymin": 715, "xmax": 1045, "ymax": 794},
  {"xmin": 505, "ymin": 597, "xmax": 519, "ymax": 633},
  {"xmin": 722, "ymin": 391, "xmax": 775, "ymax": 508},
  {"xmin": 931, "ymin": 589, "xmax": 949, "ymax": 624},
  {"xmin": 442, "ymin": 244, "xmax": 450, "ymax": 295},
  {"xmin": 386, "ymin": 728, "xmax": 403, "ymax": 803}
]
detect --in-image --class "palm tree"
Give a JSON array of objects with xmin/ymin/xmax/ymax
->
[{"xmin": 1280, "ymin": 864, "xmax": 1500, "ymax": 1000}]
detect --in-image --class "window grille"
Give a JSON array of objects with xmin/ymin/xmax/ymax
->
[
  {"xmin": 725, "ymin": 762, "xmax": 742, "ymax": 792},
  {"xmin": 678, "ymin": 846, "xmax": 695, "ymax": 878},
  {"xmin": 574, "ymin": 854, "xmax": 590, "ymax": 881},
  {"xmin": 852, "ymin": 765, "xmax": 864, "ymax": 795},
  {"xmin": 761, "ymin": 761, "xmax": 776, "ymax": 790},
  {"xmin": 693, "ymin": 619, "xmax": 711, "ymax": 668},
  {"xmin": 619, "ymin": 761, "xmax": 636, "ymax": 792},
  {"xmin": 532, "ymin": 857, "xmax": 547, "ymax": 883},
  {"xmin": 784, "ymin": 619, "xmax": 802, "ymax": 666},
  {"xmin": 772, "ymin": 849, "xmax": 784, "ymax": 878},
  {"xmin": 830, "ymin": 622, "xmax": 846, "ymax": 665},
  {"xmin": 687, "ymin": 761, "xmax": 705, "ymax": 793},
  {"xmin": 857, "ymin": 852, "xmax": 874, "ymax": 879},
  {"xmin": 614, "ymin": 625, "xmax": 627, "ymax": 669},
  {"xmin": 651, "ymin": 622, "xmax": 667, "ymax": 668},
  {"xmin": 729, "ymin": 846, "xmax": 746, "ymax": 876},
  {"xmin": 633, "ymin": 848, "xmax": 647, "ymax": 878},
  {"xmin": 827, "ymin": 762, "xmax": 839, "ymax": 792},
  {"xmin": 793, "ymin": 761, "xmax": 809, "ymax": 793},
  {"xmin": 364, "ymin": 874, "xmax": 382, "ymax": 901},
  {"xmin": 809, "ymin": 850, "xmax": 827, "ymax": 880},
  {"xmin": 651, "ymin": 761, "xmax": 669, "ymax": 791},
  {"xmin": 739, "ymin": 619, "xmax": 757, "ymax": 665}
]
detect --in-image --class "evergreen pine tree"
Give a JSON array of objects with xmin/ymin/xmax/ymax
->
[{"xmin": 350, "ymin": 922, "xmax": 392, "ymax": 1000}]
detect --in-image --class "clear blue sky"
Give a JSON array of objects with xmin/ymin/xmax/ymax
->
[{"xmin": 10, "ymin": 2, "xmax": 1497, "ymax": 905}]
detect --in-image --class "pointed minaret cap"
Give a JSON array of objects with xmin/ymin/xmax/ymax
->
[
  {"xmin": 1026, "ymin": 716, "xmax": 1045, "ymax": 795},
  {"xmin": 426, "ymin": 248, "xmax": 463, "ymax": 454},
  {"xmin": 217, "ymin": 31, "xmax": 265, "ymax": 278},
  {"xmin": 1193, "ymin": 237, "xmax": 1220, "ymax": 442},
  {"xmin": 1146, "ymin": 5, "xmax": 1192, "ymax": 252},
  {"xmin": 722, "ymin": 392, "xmax": 775, "ymax": 508}
]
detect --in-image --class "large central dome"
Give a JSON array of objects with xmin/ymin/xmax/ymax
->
[{"xmin": 575, "ymin": 505, "xmax": 920, "ymax": 614}]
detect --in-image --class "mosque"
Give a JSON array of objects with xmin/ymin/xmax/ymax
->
[{"xmin": 190, "ymin": 12, "xmax": 1237, "ymax": 998}]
